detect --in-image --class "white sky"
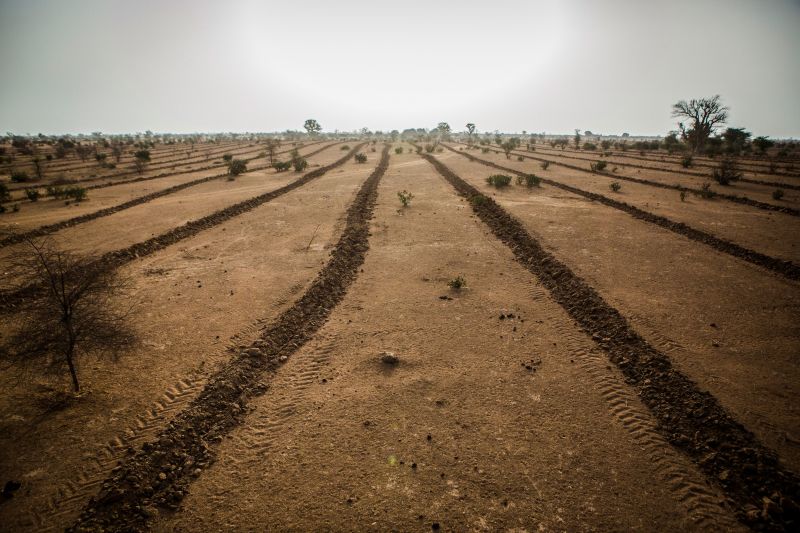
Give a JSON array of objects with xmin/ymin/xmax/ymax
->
[{"xmin": 1, "ymin": 0, "xmax": 798, "ymax": 137}]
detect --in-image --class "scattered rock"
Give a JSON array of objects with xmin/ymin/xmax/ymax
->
[
  {"xmin": 438, "ymin": 295, "xmax": 452, "ymax": 301},
  {"xmin": 279, "ymin": 355, "xmax": 288, "ymax": 362},
  {"xmin": 244, "ymin": 347, "xmax": 263, "ymax": 357},
  {"xmin": 380, "ymin": 352, "xmax": 399, "ymax": 365}
]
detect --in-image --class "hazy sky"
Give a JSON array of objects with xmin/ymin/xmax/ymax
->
[{"xmin": 1, "ymin": 0, "xmax": 798, "ymax": 136}]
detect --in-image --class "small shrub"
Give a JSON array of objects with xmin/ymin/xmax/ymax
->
[
  {"xmin": 486, "ymin": 174, "xmax": 512, "ymax": 188},
  {"xmin": 222, "ymin": 154, "xmax": 233, "ymax": 162},
  {"xmin": 424, "ymin": 144, "xmax": 435, "ymax": 153},
  {"xmin": 609, "ymin": 181, "xmax": 621, "ymax": 192},
  {"xmin": 11, "ymin": 171, "xmax": 30, "ymax": 183},
  {"xmin": 698, "ymin": 182, "xmax": 716, "ymax": 199},
  {"xmin": 47, "ymin": 185, "xmax": 66, "ymax": 199},
  {"xmin": 0, "ymin": 204, "xmax": 5, "ymax": 214},
  {"xmin": 12, "ymin": 203, "xmax": 20, "ymax": 212},
  {"xmin": 370, "ymin": 147, "xmax": 377, "ymax": 153},
  {"xmin": 228, "ymin": 158, "xmax": 248, "ymax": 176},
  {"xmin": 273, "ymin": 161, "xmax": 292, "ymax": 172},
  {"xmin": 681, "ymin": 155, "xmax": 693, "ymax": 168},
  {"xmin": 540, "ymin": 161, "xmax": 550, "ymax": 170},
  {"xmin": 481, "ymin": 147, "xmax": 489, "ymax": 154},
  {"xmin": 583, "ymin": 142, "xmax": 597, "ymax": 151},
  {"xmin": 293, "ymin": 158, "xmax": 308, "ymax": 172},
  {"xmin": 768, "ymin": 162, "xmax": 777, "ymax": 174},
  {"xmin": 355, "ymin": 153, "xmax": 367, "ymax": 163},
  {"xmin": 448, "ymin": 276, "xmax": 466, "ymax": 290},
  {"xmin": 590, "ymin": 161, "xmax": 608, "ymax": 172},
  {"xmin": 679, "ymin": 189, "xmax": 687, "ymax": 202},
  {"xmin": 65, "ymin": 186, "xmax": 87, "ymax": 202},
  {"xmin": 772, "ymin": 189, "xmax": 784, "ymax": 201},
  {"xmin": 0, "ymin": 183, "xmax": 10, "ymax": 202},
  {"xmin": 397, "ymin": 190, "xmax": 414, "ymax": 207},
  {"xmin": 25, "ymin": 189, "xmax": 40, "ymax": 202},
  {"xmin": 469, "ymin": 194, "xmax": 488, "ymax": 206},
  {"xmin": 517, "ymin": 155, "xmax": 524, "ymax": 161},
  {"xmin": 516, "ymin": 174, "xmax": 541, "ymax": 188},
  {"xmin": 395, "ymin": 147, "xmax": 403, "ymax": 155},
  {"xmin": 712, "ymin": 158, "xmax": 742, "ymax": 185},
  {"xmin": 341, "ymin": 145, "xmax": 350, "ymax": 150}
]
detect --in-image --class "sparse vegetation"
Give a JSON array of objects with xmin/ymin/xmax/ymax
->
[
  {"xmin": 681, "ymin": 155, "xmax": 693, "ymax": 168},
  {"xmin": 25, "ymin": 189, "xmax": 40, "ymax": 202},
  {"xmin": 609, "ymin": 181, "xmax": 621, "ymax": 192},
  {"xmin": 772, "ymin": 189, "xmax": 784, "ymax": 201},
  {"xmin": 699, "ymin": 182, "xmax": 716, "ymax": 199},
  {"xmin": 395, "ymin": 147, "xmax": 403, "ymax": 155},
  {"xmin": 1, "ymin": 237, "xmax": 137, "ymax": 392},
  {"xmin": 516, "ymin": 174, "xmax": 541, "ymax": 188},
  {"xmin": 540, "ymin": 161, "xmax": 550, "ymax": 170},
  {"xmin": 227, "ymin": 158, "xmax": 248, "ymax": 177},
  {"xmin": 590, "ymin": 161, "xmax": 608, "ymax": 172},
  {"xmin": 448, "ymin": 276, "xmax": 466, "ymax": 290},
  {"xmin": 486, "ymin": 174, "xmax": 512, "ymax": 188},
  {"xmin": 355, "ymin": 153, "xmax": 368, "ymax": 163},
  {"xmin": 397, "ymin": 190, "xmax": 414, "ymax": 207},
  {"xmin": 133, "ymin": 149, "xmax": 151, "ymax": 174},
  {"xmin": 273, "ymin": 161, "xmax": 292, "ymax": 172},
  {"xmin": 11, "ymin": 171, "xmax": 30, "ymax": 183},
  {"xmin": 712, "ymin": 158, "xmax": 742, "ymax": 185}
]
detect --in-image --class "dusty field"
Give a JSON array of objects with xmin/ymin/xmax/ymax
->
[{"xmin": 0, "ymin": 141, "xmax": 798, "ymax": 532}]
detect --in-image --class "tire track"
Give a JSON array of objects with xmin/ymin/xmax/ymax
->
[
  {"xmin": 0, "ymin": 143, "xmax": 337, "ymax": 249},
  {"xmin": 421, "ymin": 151, "xmax": 799, "ymax": 532},
  {"xmin": 8, "ymin": 377, "xmax": 207, "ymax": 532},
  {"xmin": 0, "ymin": 144, "xmax": 364, "ymax": 312},
  {"xmin": 443, "ymin": 145, "xmax": 800, "ymax": 282},
  {"xmin": 68, "ymin": 145, "xmax": 391, "ymax": 532},
  {"xmin": 461, "ymin": 144, "xmax": 800, "ymax": 216}
]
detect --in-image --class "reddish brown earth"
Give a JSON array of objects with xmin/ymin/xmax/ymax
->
[{"xmin": 0, "ymin": 141, "xmax": 797, "ymax": 532}]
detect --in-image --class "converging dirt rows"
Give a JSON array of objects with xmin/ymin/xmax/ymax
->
[{"xmin": 0, "ymin": 143, "xmax": 797, "ymax": 532}]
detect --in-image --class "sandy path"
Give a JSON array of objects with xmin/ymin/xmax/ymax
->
[
  {"xmin": 439, "ymin": 152, "xmax": 800, "ymax": 472},
  {"xmin": 0, "ymin": 156, "xmax": 375, "ymax": 531},
  {"xmin": 156, "ymin": 152, "xmax": 735, "ymax": 531},
  {"xmin": 454, "ymin": 146, "xmax": 800, "ymax": 264}
]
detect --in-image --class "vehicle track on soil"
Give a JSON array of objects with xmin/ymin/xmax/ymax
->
[
  {"xmin": 0, "ymin": 143, "xmax": 337, "ymax": 248},
  {"xmin": 0, "ymin": 144, "xmax": 365, "ymax": 312},
  {"xmin": 463, "ymin": 144, "xmax": 800, "ymax": 216},
  {"xmin": 67, "ymin": 145, "xmax": 391, "ymax": 532},
  {"xmin": 443, "ymin": 145, "xmax": 800, "ymax": 282},
  {"xmin": 421, "ymin": 151, "xmax": 799, "ymax": 532}
]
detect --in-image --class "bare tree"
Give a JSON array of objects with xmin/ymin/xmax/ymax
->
[
  {"xmin": 1, "ymin": 237, "xmax": 137, "ymax": 392},
  {"xmin": 466, "ymin": 123, "xmax": 476, "ymax": 145},
  {"xmin": 672, "ymin": 95, "xmax": 729, "ymax": 153},
  {"xmin": 111, "ymin": 143, "xmax": 124, "ymax": 163}
]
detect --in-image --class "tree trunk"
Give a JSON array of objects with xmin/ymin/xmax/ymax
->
[{"xmin": 66, "ymin": 349, "xmax": 80, "ymax": 392}]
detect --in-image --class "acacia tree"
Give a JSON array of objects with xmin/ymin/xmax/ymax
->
[
  {"xmin": 573, "ymin": 129, "xmax": 581, "ymax": 149},
  {"xmin": 752, "ymin": 136, "xmax": 774, "ymax": 155},
  {"xmin": 672, "ymin": 95, "xmax": 729, "ymax": 153},
  {"xmin": 133, "ymin": 149, "xmax": 151, "ymax": 174},
  {"xmin": 1, "ymin": 237, "xmax": 137, "ymax": 392},
  {"xmin": 437, "ymin": 122, "xmax": 451, "ymax": 141},
  {"xmin": 304, "ymin": 119, "xmax": 322, "ymax": 136},
  {"xmin": 466, "ymin": 123, "xmax": 476, "ymax": 145},
  {"xmin": 111, "ymin": 143, "xmax": 124, "ymax": 163}
]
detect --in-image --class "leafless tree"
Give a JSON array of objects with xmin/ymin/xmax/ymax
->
[
  {"xmin": 1, "ymin": 237, "xmax": 137, "ymax": 392},
  {"xmin": 111, "ymin": 143, "xmax": 124, "ymax": 163},
  {"xmin": 672, "ymin": 95, "xmax": 729, "ymax": 153}
]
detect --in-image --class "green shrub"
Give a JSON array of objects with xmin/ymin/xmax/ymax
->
[
  {"xmin": 222, "ymin": 154, "xmax": 233, "ymax": 162},
  {"xmin": 516, "ymin": 174, "xmax": 541, "ymax": 188},
  {"xmin": 341, "ymin": 145, "xmax": 350, "ymax": 150},
  {"xmin": 228, "ymin": 158, "xmax": 248, "ymax": 176},
  {"xmin": 425, "ymin": 144, "xmax": 435, "ymax": 153},
  {"xmin": 583, "ymin": 142, "xmax": 597, "ymax": 151},
  {"xmin": 481, "ymin": 147, "xmax": 489, "ymax": 154},
  {"xmin": 772, "ymin": 189, "xmax": 784, "ymax": 201},
  {"xmin": 11, "ymin": 171, "xmax": 30, "ymax": 183},
  {"xmin": 47, "ymin": 185, "xmax": 66, "ymax": 199},
  {"xmin": 517, "ymin": 155, "xmax": 524, "ymax": 161},
  {"xmin": 712, "ymin": 158, "xmax": 742, "ymax": 185},
  {"xmin": 448, "ymin": 276, "xmax": 466, "ymax": 290},
  {"xmin": 681, "ymin": 155, "xmax": 693, "ymax": 168},
  {"xmin": 395, "ymin": 147, "xmax": 403, "ymax": 155},
  {"xmin": 540, "ymin": 161, "xmax": 550, "ymax": 170},
  {"xmin": 609, "ymin": 181, "xmax": 621, "ymax": 192},
  {"xmin": 65, "ymin": 186, "xmax": 87, "ymax": 202},
  {"xmin": 355, "ymin": 153, "xmax": 367, "ymax": 163},
  {"xmin": 486, "ymin": 174, "xmax": 512, "ymax": 188},
  {"xmin": 397, "ymin": 190, "xmax": 414, "ymax": 207},
  {"xmin": 590, "ymin": 161, "xmax": 608, "ymax": 172},
  {"xmin": 25, "ymin": 188, "xmax": 40, "ymax": 202},
  {"xmin": 699, "ymin": 182, "xmax": 716, "ymax": 199},
  {"xmin": 470, "ymin": 194, "xmax": 488, "ymax": 206},
  {"xmin": 293, "ymin": 158, "xmax": 308, "ymax": 172},
  {"xmin": 273, "ymin": 161, "xmax": 292, "ymax": 172}
]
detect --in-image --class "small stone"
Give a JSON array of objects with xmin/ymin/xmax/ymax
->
[
  {"xmin": 245, "ymin": 347, "xmax": 263, "ymax": 357},
  {"xmin": 711, "ymin": 341, "xmax": 720, "ymax": 347},
  {"xmin": 380, "ymin": 352, "xmax": 399, "ymax": 365},
  {"xmin": 158, "ymin": 472, "xmax": 167, "ymax": 481},
  {"xmin": 279, "ymin": 355, "xmax": 288, "ymax": 362}
]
